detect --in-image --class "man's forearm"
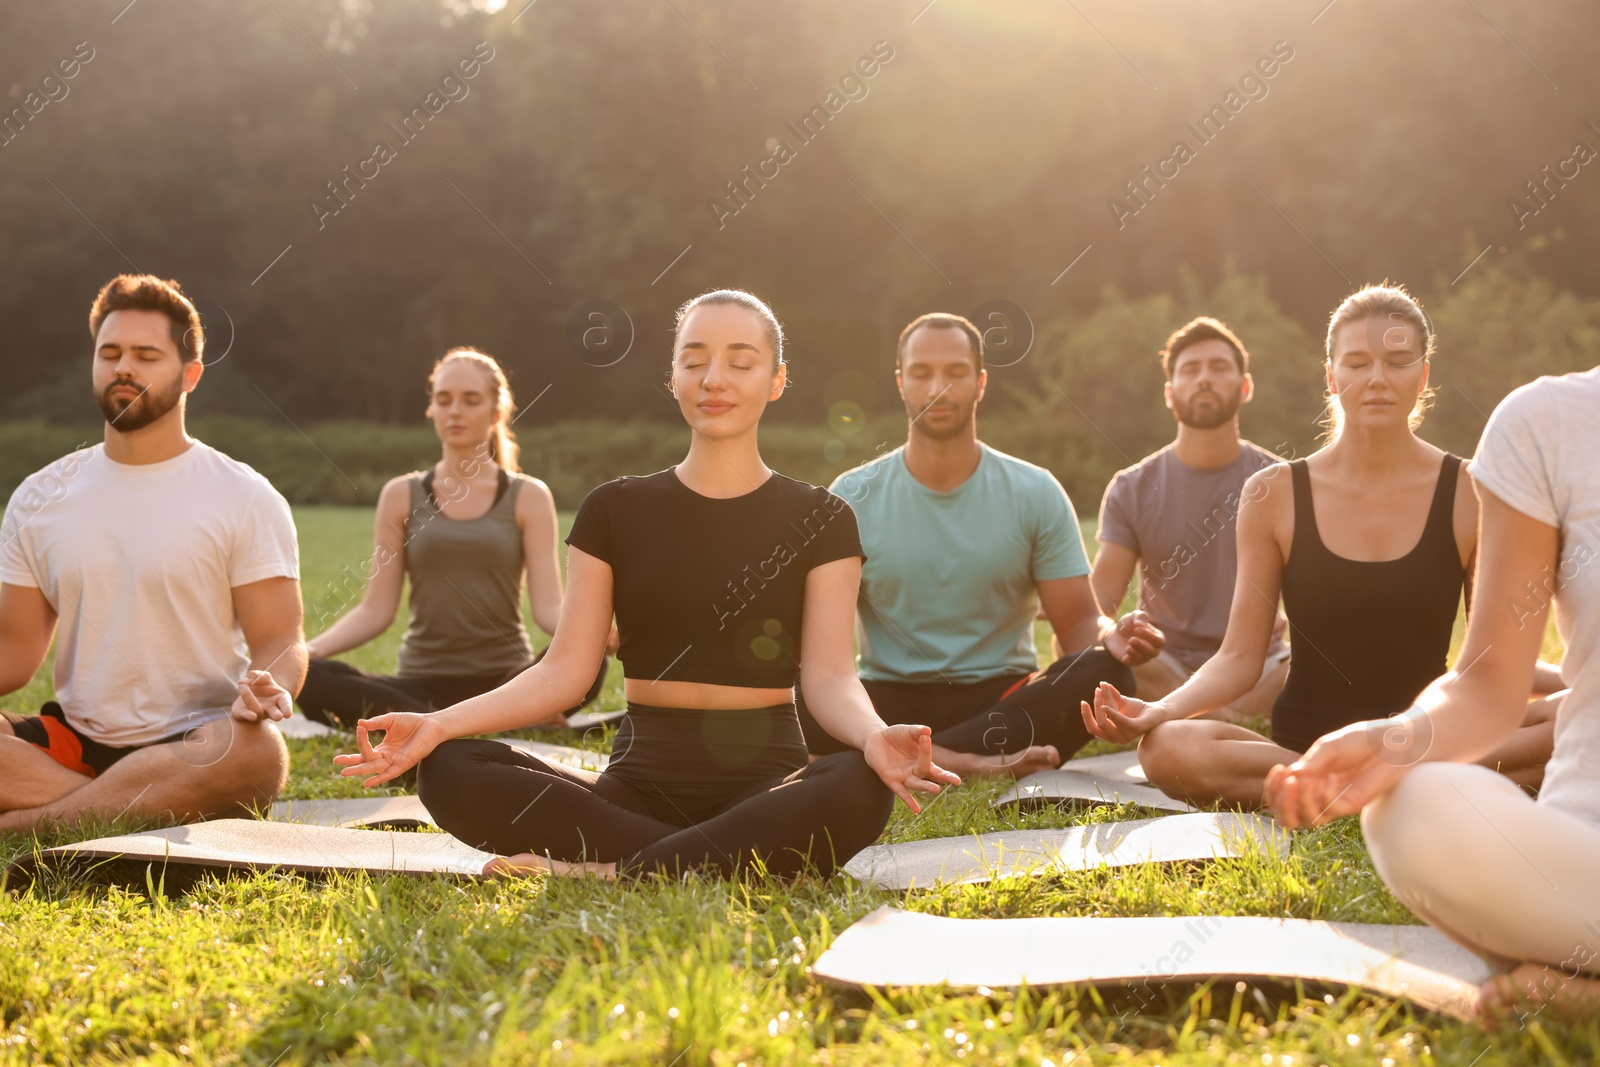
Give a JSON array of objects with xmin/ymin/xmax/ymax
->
[
  {"xmin": 251, "ymin": 637, "xmax": 309, "ymax": 698},
  {"xmin": 0, "ymin": 597, "xmax": 56, "ymax": 697},
  {"xmin": 1091, "ymin": 578, "xmax": 1131, "ymax": 621},
  {"xmin": 1053, "ymin": 613, "xmax": 1106, "ymax": 656},
  {"xmin": 0, "ymin": 635, "xmax": 45, "ymax": 694},
  {"xmin": 0, "ymin": 663, "xmax": 40, "ymax": 697}
]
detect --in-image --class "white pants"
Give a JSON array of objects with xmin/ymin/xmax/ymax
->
[{"xmin": 1362, "ymin": 762, "xmax": 1600, "ymax": 976}]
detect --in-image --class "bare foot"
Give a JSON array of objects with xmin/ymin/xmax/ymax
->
[
  {"xmin": 945, "ymin": 745, "xmax": 1060, "ymax": 779},
  {"xmin": 1478, "ymin": 963, "xmax": 1600, "ymax": 1028},
  {"xmin": 482, "ymin": 852, "xmax": 618, "ymax": 880}
]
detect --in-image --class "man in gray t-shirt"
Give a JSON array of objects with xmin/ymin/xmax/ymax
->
[{"xmin": 1092, "ymin": 317, "xmax": 1289, "ymax": 722}]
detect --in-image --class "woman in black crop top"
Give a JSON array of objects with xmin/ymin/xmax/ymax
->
[
  {"xmin": 1079, "ymin": 284, "xmax": 1561, "ymax": 808},
  {"xmin": 335, "ymin": 291, "xmax": 960, "ymax": 879}
]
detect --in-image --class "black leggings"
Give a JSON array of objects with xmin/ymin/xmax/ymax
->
[
  {"xmin": 418, "ymin": 703, "xmax": 893, "ymax": 879},
  {"xmin": 797, "ymin": 647, "xmax": 1133, "ymax": 758},
  {"xmin": 297, "ymin": 649, "xmax": 609, "ymax": 729}
]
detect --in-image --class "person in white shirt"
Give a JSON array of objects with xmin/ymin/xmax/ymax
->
[
  {"xmin": 0, "ymin": 274, "xmax": 305, "ymax": 832},
  {"xmin": 1268, "ymin": 367, "xmax": 1600, "ymax": 1027}
]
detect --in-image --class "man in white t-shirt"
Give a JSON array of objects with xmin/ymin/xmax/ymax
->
[{"xmin": 0, "ymin": 274, "xmax": 306, "ymax": 832}]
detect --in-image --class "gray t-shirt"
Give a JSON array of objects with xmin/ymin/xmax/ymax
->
[
  {"xmin": 1098, "ymin": 442, "xmax": 1288, "ymax": 671},
  {"xmin": 1469, "ymin": 367, "xmax": 1600, "ymax": 828}
]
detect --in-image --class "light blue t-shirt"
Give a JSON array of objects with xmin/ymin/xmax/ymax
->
[{"xmin": 831, "ymin": 443, "xmax": 1091, "ymax": 683}]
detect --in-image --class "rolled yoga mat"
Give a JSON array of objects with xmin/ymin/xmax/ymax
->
[
  {"xmin": 7, "ymin": 818, "xmax": 493, "ymax": 890},
  {"xmin": 266, "ymin": 794, "xmax": 434, "ymax": 830},
  {"xmin": 812, "ymin": 907, "xmax": 1492, "ymax": 1022},
  {"xmin": 842, "ymin": 811, "xmax": 1287, "ymax": 890},
  {"xmin": 993, "ymin": 763, "xmax": 1194, "ymax": 814}
]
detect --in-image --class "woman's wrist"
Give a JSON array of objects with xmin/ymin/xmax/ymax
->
[
  {"xmin": 1147, "ymin": 700, "xmax": 1182, "ymax": 727},
  {"xmin": 853, "ymin": 718, "xmax": 890, "ymax": 752},
  {"xmin": 1362, "ymin": 703, "xmax": 1434, "ymax": 766},
  {"xmin": 419, "ymin": 710, "xmax": 460, "ymax": 747}
]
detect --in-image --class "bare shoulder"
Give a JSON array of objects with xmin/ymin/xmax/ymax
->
[
  {"xmin": 375, "ymin": 474, "xmax": 415, "ymax": 516},
  {"xmin": 1239, "ymin": 462, "xmax": 1295, "ymax": 559},
  {"xmin": 512, "ymin": 473, "xmax": 557, "ymax": 532},
  {"xmin": 513, "ymin": 472, "xmax": 556, "ymax": 509},
  {"xmin": 379, "ymin": 473, "xmax": 415, "ymax": 495},
  {"xmin": 1241, "ymin": 461, "xmax": 1293, "ymax": 512}
]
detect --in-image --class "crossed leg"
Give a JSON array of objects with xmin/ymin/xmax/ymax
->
[
  {"xmin": 1140, "ymin": 694, "xmax": 1562, "ymax": 810},
  {"xmin": 419, "ymin": 738, "xmax": 893, "ymax": 880},
  {"xmin": 1137, "ymin": 719, "xmax": 1296, "ymax": 808},
  {"xmin": 0, "ymin": 716, "xmax": 288, "ymax": 834},
  {"xmin": 1363, "ymin": 762, "xmax": 1600, "ymax": 1028},
  {"xmin": 1479, "ymin": 691, "xmax": 1561, "ymax": 791}
]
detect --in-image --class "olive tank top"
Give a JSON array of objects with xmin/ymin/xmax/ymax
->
[
  {"xmin": 1270, "ymin": 455, "xmax": 1465, "ymax": 753},
  {"xmin": 395, "ymin": 468, "xmax": 534, "ymax": 678}
]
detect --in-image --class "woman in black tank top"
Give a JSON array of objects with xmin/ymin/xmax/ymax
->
[
  {"xmin": 1080, "ymin": 284, "xmax": 1557, "ymax": 807},
  {"xmin": 296, "ymin": 348, "xmax": 608, "ymax": 731},
  {"xmin": 334, "ymin": 291, "xmax": 960, "ymax": 880},
  {"xmin": 1272, "ymin": 454, "xmax": 1464, "ymax": 752}
]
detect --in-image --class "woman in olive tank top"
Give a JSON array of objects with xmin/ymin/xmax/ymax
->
[
  {"xmin": 296, "ymin": 348, "xmax": 610, "ymax": 729},
  {"xmin": 1080, "ymin": 284, "xmax": 1562, "ymax": 808}
]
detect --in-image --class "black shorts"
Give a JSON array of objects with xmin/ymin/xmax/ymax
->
[
  {"xmin": 796, "ymin": 648, "xmax": 1134, "ymax": 760},
  {"xmin": 3, "ymin": 702, "xmax": 189, "ymax": 778}
]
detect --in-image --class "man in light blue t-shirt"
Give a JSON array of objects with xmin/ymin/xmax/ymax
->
[{"xmin": 795, "ymin": 313, "xmax": 1163, "ymax": 778}]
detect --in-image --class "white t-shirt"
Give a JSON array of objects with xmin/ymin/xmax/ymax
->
[
  {"xmin": 0, "ymin": 441, "xmax": 299, "ymax": 746},
  {"xmin": 1469, "ymin": 366, "xmax": 1600, "ymax": 827}
]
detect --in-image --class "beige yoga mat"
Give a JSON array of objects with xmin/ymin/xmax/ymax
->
[
  {"xmin": 994, "ymin": 764, "xmax": 1193, "ymax": 814},
  {"xmin": 276, "ymin": 710, "xmax": 620, "ymax": 740},
  {"xmin": 842, "ymin": 812, "xmax": 1287, "ymax": 890},
  {"xmin": 1061, "ymin": 747, "xmax": 1146, "ymax": 781},
  {"xmin": 566, "ymin": 708, "xmax": 626, "ymax": 731},
  {"xmin": 276, "ymin": 713, "xmax": 336, "ymax": 739},
  {"xmin": 813, "ymin": 907, "xmax": 1492, "ymax": 1022},
  {"xmin": 8, "ymin": 818, "xmax": 492, "ymax": 888},
  {"xmin": 266, "ymin": 794, "xmax": 434, "ymax": 830}
]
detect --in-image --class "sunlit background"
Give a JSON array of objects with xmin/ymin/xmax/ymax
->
[{"xmin": 3, "ymin": 0, "xmax": 1596, "ymax": 506}]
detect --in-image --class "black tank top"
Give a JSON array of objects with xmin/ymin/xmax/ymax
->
[{"xmin": 1270, "ymin": 455, "xmax": 1465, "ymax": 753}]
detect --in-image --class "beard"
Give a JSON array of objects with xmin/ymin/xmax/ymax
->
[
  {"xmin": 907, "ymin": 394, "xmax": 976, "ymax": 441},
  {"xmin": 1173, "ymin": 387, "xmax": 1241, "ymax": 430},
  {"xmin": 96, "ymin": 375, "xmax": 184, "ymax": 432}
]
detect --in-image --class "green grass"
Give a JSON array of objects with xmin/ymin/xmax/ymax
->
[{"xmin": 0, "ymin": 510, "xmax": 1587, "ymax": 1065}]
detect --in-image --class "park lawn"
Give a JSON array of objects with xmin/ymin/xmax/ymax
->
[{"xmin": 0, "ymin": 507, "xmax": 1586, "ymax": 1066}]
